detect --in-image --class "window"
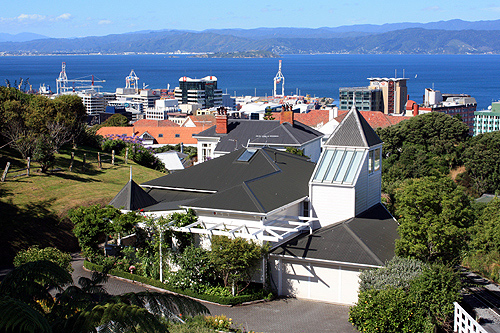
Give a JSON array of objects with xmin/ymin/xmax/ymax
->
[
  {"xmin": 313, "ymin": 148, "xmax": 364, "ymax": 185},
  {"xmin": 158, "ymin": 134, "xmax": 163, "ymax": 138},
  {"xmin": 237, "ymin": 149, "xmax": 257, "ymax": 162},
  {"xmin": 175, "ymin": 134, "xmax": 180, "ymax": 138},
  {"xmin": 369, "ymin": 148, "xmax": 381, "ymax": 173}
]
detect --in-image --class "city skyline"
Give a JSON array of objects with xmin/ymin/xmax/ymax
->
[{"xmin": 1, "ymin": 0, "xmax": 500, "ymax": 39}]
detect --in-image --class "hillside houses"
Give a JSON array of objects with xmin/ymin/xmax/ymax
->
[{"xmin": 110, "ymin": 106, "xmax": 398, "ymax": 305}]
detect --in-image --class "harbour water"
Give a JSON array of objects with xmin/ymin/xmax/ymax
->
[{"xmin": 0, "ymin": 54, "xmax": 499, "ymax": 110}]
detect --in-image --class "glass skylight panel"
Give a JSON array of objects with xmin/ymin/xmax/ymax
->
[
  {"xmin": 313, "ymin": 148, "xmax": 364, "ymax": 185},
  {"xmin": 344, "ymin": 151, "xmax": 364, "ymax": 183},
  {"xmin": 313, "ymin": 149, "xmax": 334, "ymax": 181},
  {"xmin": 324, "ymin": 150, "xmax": 344, "ymax": 182},
  {"xmin": 237, "ymin": 149, "xmax": 257, "ymax": 162},
  {"xmin": 333, "ymin": 150, "xmax": 354, "ymax": 182}
]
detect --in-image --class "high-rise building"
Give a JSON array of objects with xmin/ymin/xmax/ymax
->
[
  {"xmin": 339, "ymin": 77, "xmax": 408, "ymax": 114},
  {"xmin": 174, "ymin": 76, "xmax": 223, "ymax": 109},
  {"xmin": 368, "ymin": 78, "xmax": 408, "ymax": 115},
  {"xmin": 474, "ymin": 101, "xmax": 500, "ymax": 136},
  {"xmin": 339, "ymin": 87, "xmax": 383, "ymax": 111}
]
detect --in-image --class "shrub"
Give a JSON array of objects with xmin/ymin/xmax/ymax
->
[{"xmin": 14, "ymin": 246, "xmax": 73, "ymax": 273}]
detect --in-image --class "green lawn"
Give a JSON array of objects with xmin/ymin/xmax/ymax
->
[{"xmin": 0, "ymin": 145, "xmax": 165, "ymax": 266}]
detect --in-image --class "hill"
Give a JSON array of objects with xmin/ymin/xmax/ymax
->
[
  {"xmin": 2, "ymin": 25, "xmax": 500, "ymax": 55},
  {"xmin": 0, "ymin": 145, "xmax": 165, "ymax": 267}
]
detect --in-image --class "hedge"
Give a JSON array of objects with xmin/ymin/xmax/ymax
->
[{"xmin": 84, "ymin": 260, "xmax": 265, "ymax": 305}]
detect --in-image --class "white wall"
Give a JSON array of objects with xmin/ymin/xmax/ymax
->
[
  {"xmin": 301, "ymin": 138, "xmax": 322, "ymax": 163},
  {"xmin": 310, "ymin": 184, "xmax": 355, "ymax": 227}
]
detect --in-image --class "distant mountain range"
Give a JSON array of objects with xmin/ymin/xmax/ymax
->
[
  {"xmin": 0, "ymin": 32, "xmax": 48, "ymax": 43},
  {"xmin": 2, "ymin": 19, "xmax": 500, "ymax": 55}
]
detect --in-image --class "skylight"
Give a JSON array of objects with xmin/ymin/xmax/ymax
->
[
  {"xmin": 313, "ymin": 149, "xmax": 365, "ymax": 185},
  {"xmin": 237, "ymin": 149, "xmax": 257, "ymax": 162}
]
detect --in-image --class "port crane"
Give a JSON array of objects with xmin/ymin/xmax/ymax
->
[
  {"xmin": 273, "ymin": 60, "xmax": 285, "ymax": 97},
  {"xmin": 125, "ymin": 70, "xmax": 140, "ymax": 92},
  {"xmin": 56, "ymin": 62, "xmax": 105, "ymax": 95}
]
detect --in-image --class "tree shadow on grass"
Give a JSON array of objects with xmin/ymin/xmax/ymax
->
[{"xmin": 0, "ymin": 197, "xmax": 79, "ymax": 267}]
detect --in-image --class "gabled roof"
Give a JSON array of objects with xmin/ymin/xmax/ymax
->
[
  {"xmin": 185, "ymin": 115, "xmax": 217, "ymax": 128},
  {"xmin": 140, "ymin": 148, "xmax": 316, "ymax": 214},
  {"xmin": 109, "ymin": 179, "xmax": 158, "ymax": 211},
  {"xmin": 133, "ymin": 119, "xmax": 179, "ymax": 127},
  {"xmin": 270, "ymin": 203, "xmax": 398, "ymax": 266},
  {"xmin": 273, "ymin": 109, "xmax": 331, "ymax": 129},
  {"xmin": 194, "ymin": 119, "xmax": 323, "ymax": 153},
  {"xmin": 97, "ymin": 126, "xmax": 202, "ymax": 145},
  {"xmin": 335, "ymin": 110, "xmax": 410, "ymax": 129},
  {"xmin": 325, "ymin": 106, "xmax": 382, "ymax": 148}
]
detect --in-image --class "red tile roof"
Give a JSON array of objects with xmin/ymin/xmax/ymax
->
[
  {"xmin": 335, "ymin": 111, "xmax": 410, "ymax": 129},
  {"xmin": 97, "ymin": 126, "xmax": 203, "ymax": 145},
  {"xmin": 272, "ymin": 109, "xmax": 331, "ymax": 128},
  {"xmin": 133, "ymin": 119, "xmax": 179, "ymax": 127}
]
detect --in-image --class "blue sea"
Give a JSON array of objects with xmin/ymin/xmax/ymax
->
[{"xmin": 0, "ymin": 54, "xmax": 499, "ymax": 110}]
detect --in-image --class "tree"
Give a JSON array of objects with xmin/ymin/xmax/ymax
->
[
  {"xmin": 209, "ymin": 236, "xmax": 267, "ymax": 295},
  {"xmin": 263, "ymin": 107, "xmax": 275, "ymax": 120},
  {"xmin": 14, "ymin": 246, "xmax": 73, "ymax": 273},
  {"xmin": 376, "ymin": 112, "xmax": 469, "ymax": 194},
  {"xmin": 101, "ymin": 114, "xmax": 129, "ymax": 127},
  {"xmin": 350, "ymin": 261, "xmax": 461, "ymax": 333},
  {"xmin": 394, "ymin": 176, "xmax": 474, "ymax": 263},
  {"xmin": 69, "ymin": 205, "xmax": 121, "ymax": 259},
  {"xmin": 285, "ymin": 147, "xmax": 305, "ymax": 156},
  {"xmin": 0, "ymin": 260, "xmax": 209, "ymax": 333},
  {"xmin": 461, "ymin": 131, "xmax": 500, "ymax": 195},
  {"xmin": 469, "ymin": 197, "xmax": 500, "ymax": 254}
]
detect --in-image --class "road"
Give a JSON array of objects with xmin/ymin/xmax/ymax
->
[{"xmin": 71, "ymin": 255, "xmax": 356, "ymax": 333}]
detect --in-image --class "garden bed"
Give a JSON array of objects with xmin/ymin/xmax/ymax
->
[{"xmin": 84, "ymin": 260, "xmax": 271, "ymax": 305}]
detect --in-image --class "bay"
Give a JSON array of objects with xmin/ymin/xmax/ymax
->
[{"xmin": 0, "ymin": 54, "xmax": 499, "ymax": 110}]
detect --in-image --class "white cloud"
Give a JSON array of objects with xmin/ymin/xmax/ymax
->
[
  {"xmin": 483, "ymin": 6, "xmax": 500, "ymax": 12},
  {"xmin": 56, "ymin": 13, "xmax": 72, "ymax": 21},
  {"xmin": 99, "ymin": 19, "xmax": 112, "ymax": 25},
  {"xmin": 422, "ymin": 6, "xmax": 443, "ymax": 12},
  {"xmin": 17, "ymin": 14, "xmax": 46, "ymax": 21}
]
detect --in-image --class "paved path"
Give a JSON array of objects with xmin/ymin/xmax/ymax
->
[{"xmin": 71, "ymin": 255, "xmax": 357, "ymax": 333}]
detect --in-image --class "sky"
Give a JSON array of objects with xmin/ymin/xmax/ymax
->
[{"xmin": 1, "ymin": 0, "xmax": 500, "ymax": 38}]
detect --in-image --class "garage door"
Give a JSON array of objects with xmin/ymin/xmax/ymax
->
[{"xmin": 271, "ymin": 258, "xmax": 361, "ymax": 305}]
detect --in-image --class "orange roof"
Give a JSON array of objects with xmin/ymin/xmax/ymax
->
[
  {"xmin": 97, "ymin": 126, "xmax": 203, "ymax": 145},
  {"xmin": 335, "ymin": 111, "xmax": 410, "ymax": 129},
  {"xmin": 187, "ymin": 114, "xmax": 217, "ymax": 127},
  {"xmin": 133, "ymin": 119, "xmax": 179, "ymax": 127},
  {"xmin": 272, "ymin": 109, "xmax": 331, "ymax": 128}
]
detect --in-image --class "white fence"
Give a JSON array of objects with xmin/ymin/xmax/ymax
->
[{"xmin": 454, "ymin": 302, "xmax": 488, "ymax": 333}]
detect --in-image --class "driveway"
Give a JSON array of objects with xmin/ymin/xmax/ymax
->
[{"xmin": 71, "ymin": 255, "xmax": 357, "ymax": 333}]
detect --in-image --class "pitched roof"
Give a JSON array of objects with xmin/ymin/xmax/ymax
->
[
  {"xmin": 109, "ymin": 179, "xmax": 158, "ymax": 211},
  {"xmin": 272, "ymin": 110, "xmax": 331, "ymax": 129},
  {"xmin": 133, "ymin": 119, "xmax": 179, "ymax": 127},
  {"xmin": 195, "ymin": 119, "xmax": 323, "ymax": 153},
  {"xmin": 335, "ymin": 110, "xmax": 410, "ymax": 129},
  {"xmin": 186, "ymin": 115, "xmax": 217, "ymax": 128},
  {"xmin": 97, "ymin": 126, "xmax": 202, "ymax": 145},
  {"xmin": 270, "ymin": 203, "xmax": 398, "ymax": 266},
  {"xmin": 140, "ymin": 147, "xmax": 316, "ymax": 214},
  {"xmin": 325, "ymin": 106, "xmax": 383, "ymax": 148}
]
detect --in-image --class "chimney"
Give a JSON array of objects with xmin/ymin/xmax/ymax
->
[
  {"xmin": 216, "ymin": 114, "xmax": 228, "ymax": 134},
  {"xmin": 413, "ymin": 103, "xmax": 419, "ymax": 117},
  {"xmin": 329, "ymin": 106, "xmax": 338, "ymax": 121},
  {"xmin": 280, "ymin": 104, "xmax": 294, "ymax": 124}
]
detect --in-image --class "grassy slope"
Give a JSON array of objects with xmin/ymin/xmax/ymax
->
[{"xmin": 0, "ymin": 145, "xmax": 165, "ymax": 266}]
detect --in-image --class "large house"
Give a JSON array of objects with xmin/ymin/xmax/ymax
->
[
  {"xmin": 110, "ymin": 106, "xmax": 398, "ymax": 305},
  {"xmin": 194, "ymin": 108, "xmax": 324, "ymax": 163}
]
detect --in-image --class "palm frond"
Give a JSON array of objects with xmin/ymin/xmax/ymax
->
[
  {"xmin": 60, "ymin": 303, "xmax": 166, "ymax": 333},
  {"xmin": 0, "ymin": 295, "xmax": 52, "ymax": 333},
  {"xmin": 113, "ymin": 291, "xmax": 210, "ymax": 319}
]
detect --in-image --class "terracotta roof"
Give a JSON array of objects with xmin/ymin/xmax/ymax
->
[
  {"xmin": 272, "ymin": 109, "xmax": 330, "ymax": 128},
  {"xmin": 133, "ymin": 119, "xmax": 179, "ymax": 127},
  {"xmin": 97, "ymin": 126, "xmax": 203, "ymax": 145},
  {"xmin": 187, "ymin": 115, "xmax": 216, "ymax": 127},
  {"xmin": 335, "ymin": 110, "xmax": 410, "ymax": 129}
]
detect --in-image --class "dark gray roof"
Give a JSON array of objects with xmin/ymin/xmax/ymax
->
[
  {"xmin": 325, "ymin": 106, "xmax": 383, "ymax": 148},
  {"xmin": 109, "ymin": 179, "xmax": 158, "ymax": 211},
  {"xmin": 271, "ymin": 204, "xmax": 398, "ymax": 266},
  {"xmin": 194, "ymin": 119, "xmax": 323, "ymax": 153},
  {"xmin": 140, "ymin": 147, "xmax": 316, "ymax": 214}
]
